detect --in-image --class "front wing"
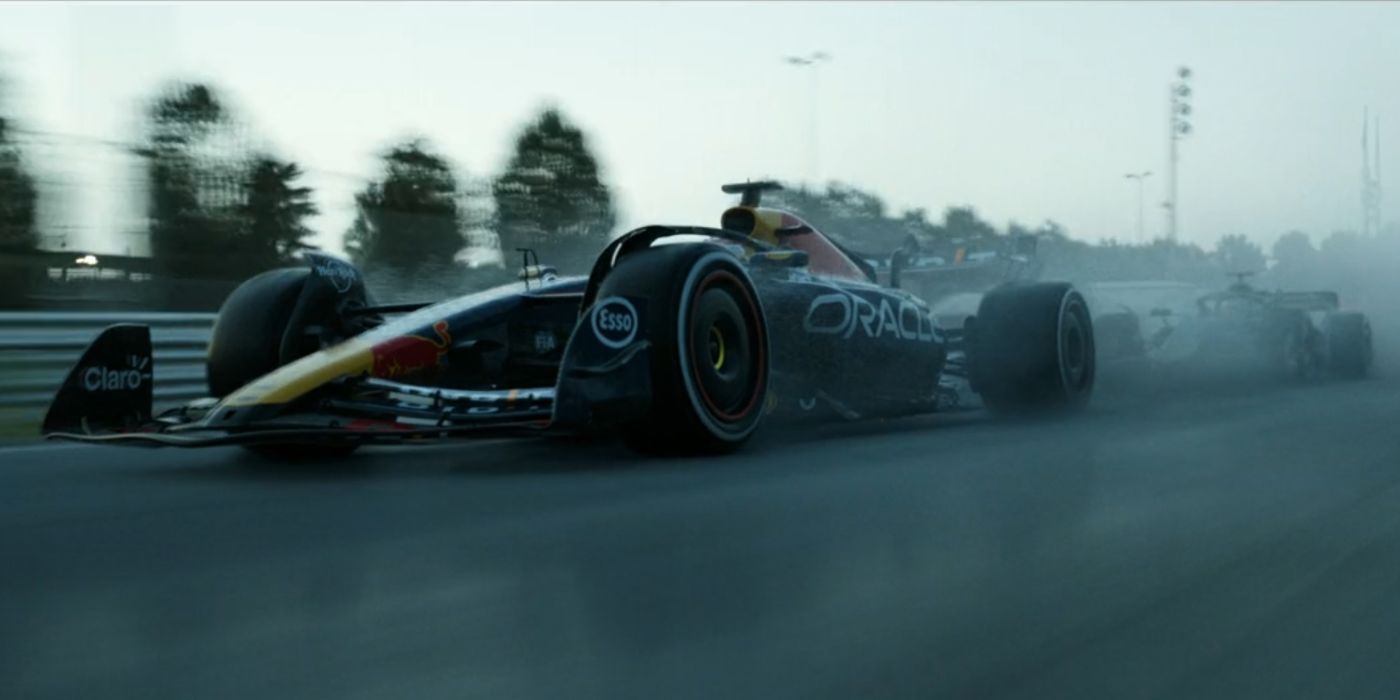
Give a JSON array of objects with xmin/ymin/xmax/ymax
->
[
  {"xmin": 43, "ymin": 294, "xmax": 657, "ymax": 449},
  {"xmin": 45, "ymin": 380, "xmax": 559, "ymax": 448}
]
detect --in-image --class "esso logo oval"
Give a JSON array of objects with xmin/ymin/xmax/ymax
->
[{"xmin": 591, "ymin": 297, "xmax": 638, "ymax": 349}]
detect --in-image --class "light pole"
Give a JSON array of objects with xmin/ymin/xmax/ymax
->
[
  {"xmin": 1165, "ymin": 66, "xmax": 1193, "ymax": 242},
  {"xmin": 1124, "ymin": 171, "xmax": 1153, "ymax": 244},
  {"xmin": 784, "ymin": 51, "xmax": 831, "ymax": 184}
]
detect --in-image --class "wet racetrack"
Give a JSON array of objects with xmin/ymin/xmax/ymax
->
[{"xmin": 5, "ymin": 371, "xmax": 1400, "ymax": 699}]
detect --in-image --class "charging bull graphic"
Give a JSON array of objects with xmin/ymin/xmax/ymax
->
[{"xmin": 371, "ymin": 320, "xmax": 452, "ymax": 379}]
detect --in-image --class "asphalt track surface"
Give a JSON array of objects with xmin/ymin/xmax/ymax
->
[{"xmin": 4, "ymin": 370, "xmax": 1400, "ymax": 699}]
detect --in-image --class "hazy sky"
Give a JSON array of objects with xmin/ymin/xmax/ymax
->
[{"xmin": 1, "ymin": 1, "xmax": 1397, "ymax": 258}]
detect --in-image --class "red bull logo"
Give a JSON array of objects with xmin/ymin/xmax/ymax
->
[{"xmin": 371, "ymin": 320, "xmax": 451, "ymax": 379}]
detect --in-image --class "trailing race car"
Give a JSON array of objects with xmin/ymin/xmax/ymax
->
[
  {"xmin": 41, "ymin": 181, "xmax": 1096, "ymax": 457},
  {"xmin": 1089, "ymin": 274, "xmax": 1373, "ymax": 380}
]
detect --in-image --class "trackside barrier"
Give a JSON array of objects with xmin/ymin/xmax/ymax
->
[{"xmin": 0, "ymin": 312, "xmax": 215, "ymax": 411}]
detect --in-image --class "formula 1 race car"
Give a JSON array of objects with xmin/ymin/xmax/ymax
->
[
  {"xmin": 41, "ymin": 181, "xmax": 1096, "ymax": 457},
  {"xmin": 1088, "ymin": 274, "xmax": 1373, "ymax": 381}
]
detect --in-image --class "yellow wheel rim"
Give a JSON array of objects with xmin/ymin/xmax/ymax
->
[{"xmin": 709, "ymin": 325, "xmax": 726, "ymax": 370}]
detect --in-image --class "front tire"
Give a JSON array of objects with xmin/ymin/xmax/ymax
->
[
  {"xmin": 970, "ymin": 282, "xmax": 1095, "ymax": 414},
  {"xmin": 208, "ymin": 268, "xmax": 360, "ymax": 460},
  {"xmin": 595, "ymin": 244, "xmax": 770, "ymax": 454},
  {"xmin": 207, "ymin": 268, "xmax": 310, "ymax": 398}
]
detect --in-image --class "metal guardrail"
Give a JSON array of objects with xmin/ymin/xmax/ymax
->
[{"xmin": 0, "ymin": 312, "xmax": 216, "ymax": 410}]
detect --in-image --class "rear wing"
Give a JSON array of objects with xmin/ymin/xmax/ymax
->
[
  {"xmin": 721, "ymin": 181, "xmax": 783, "ymax": 207},
  {"xmin": 1271, "ymin": 291, "xmax": 1340, "ymax": 312}
]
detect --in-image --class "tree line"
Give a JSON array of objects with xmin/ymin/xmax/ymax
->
[
  {"xmin": 0, "ymin": 75, "xmax": 617, "ymax": 295},
  {"xmin": 0, "ymin": 72, "xmax": 37, "ymax": 255},
  {"xmin": 0, "ymin": 68, "xmax": 1395, "ymax": 310},
  {"xmin": 136, "ymin": 82, "xmax": 618, "ymax": 283}
]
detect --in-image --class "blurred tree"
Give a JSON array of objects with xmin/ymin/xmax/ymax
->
[
  {"xmin": 347, "ymin": 138, "xmax": 464, "ymax": 272},
  {"xmin": 897, "ymin": 208, "xmax": 939, "ymax": 242},
  {"xmin": 1307, "ymin": 229, "xmax": 1375, "ymax": 308},
  {"xmin": 343, "ymin": 210, "xmax": 374, "ymax": 267},
  {"xmin": 1037, "ymin": 224, "xmax": 1220, "ymax": 287},
  {"xmin": 819, "ymin": 183, "xmax": 887, "ymax": 221},
  {"xmin": 239, "ymin": 155, "xmax": 317, "ymax": 270},
  {"xmin": 1271, "ymin": 230, "xmax": 1315, "ymax": 267},
  {"xmin": 494, "ymin": 108, "xmax": 615, "ymax": 273},
  {"xmin": 0, "ymin": 72, "xmax": 39, "ymax": 309},
  {"xmin": 941, "ymin": 206, "xmax": 998, "ymax": 242},
  {"xmin": 1035, "ymin": 220, "xmax": 1070, "ymax": 241},
  {"xmin": 1005, "ymin": 221, "xmax": 1034, "ymax": 240},
  {"xmin": 1214, "ymin": 233, "xmax": 1267, "ymax": 275},
  {"xmin": 140, "ymin": 82, "xmax": 255, "ymax": 278},
  {"xmin": 1267, "ymin": 230, "xmax": 1316, "ymax": 287},
  {"xmin": 0, "ymin": 74, "xmax": 37, "ymax": 253},
  {"xmin": 458, "ymin": 174, "xmax": 501, "ymax": 266},
  {"xmin": 1319, "ymin": 229, "xmax": 1364, "ymax": 258}
]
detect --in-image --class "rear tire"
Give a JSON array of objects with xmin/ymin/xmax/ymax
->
[
  {"xmin": 970, "ymin": 282, "xmax": 1095, "ymax": 414},
  {"xmin": 208, "ymin": 268, "xmax": 360, "ymax": 459},
  {"xmin": 597, "ymin": 244, "xmax": 770, "ymax": 455},
  {"xmin": 1326, "ymin": 311, "xmax": 1373, "ymax": 379}
]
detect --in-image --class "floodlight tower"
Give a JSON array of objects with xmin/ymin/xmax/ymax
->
[{"xmin": 1165, "ymin": 67, "xmax": 1193, "ymax": 242}]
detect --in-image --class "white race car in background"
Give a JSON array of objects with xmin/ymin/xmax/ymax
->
[{"xmin": 1085, "ymin": 275, "xmax": 1373, "ymax": 381}]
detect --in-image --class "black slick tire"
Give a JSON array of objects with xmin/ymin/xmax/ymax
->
[
  {"xmin": 596, "ymin": 244, "xmax": 770, "ymax": 455},
  {"xmin": 970, "ymin": 282, "xmax": 1095, "ymax": 414}
]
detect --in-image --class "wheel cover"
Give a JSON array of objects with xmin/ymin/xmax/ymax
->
[{"xmin": 687, "ymin": 270, "xmax": 765, "ymax": 424}]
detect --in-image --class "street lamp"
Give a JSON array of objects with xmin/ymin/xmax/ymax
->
[
  {"xmin": 1124, "ymin": 170, "xmax": 1153, "ymax": 244},
  {"xmin": 1165, "ymin": 66, "xmax": 1193, "ymax": 242},
  {"xmin": 784, "ymin": 51, "xmax": 831, "ymax": 184}
]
